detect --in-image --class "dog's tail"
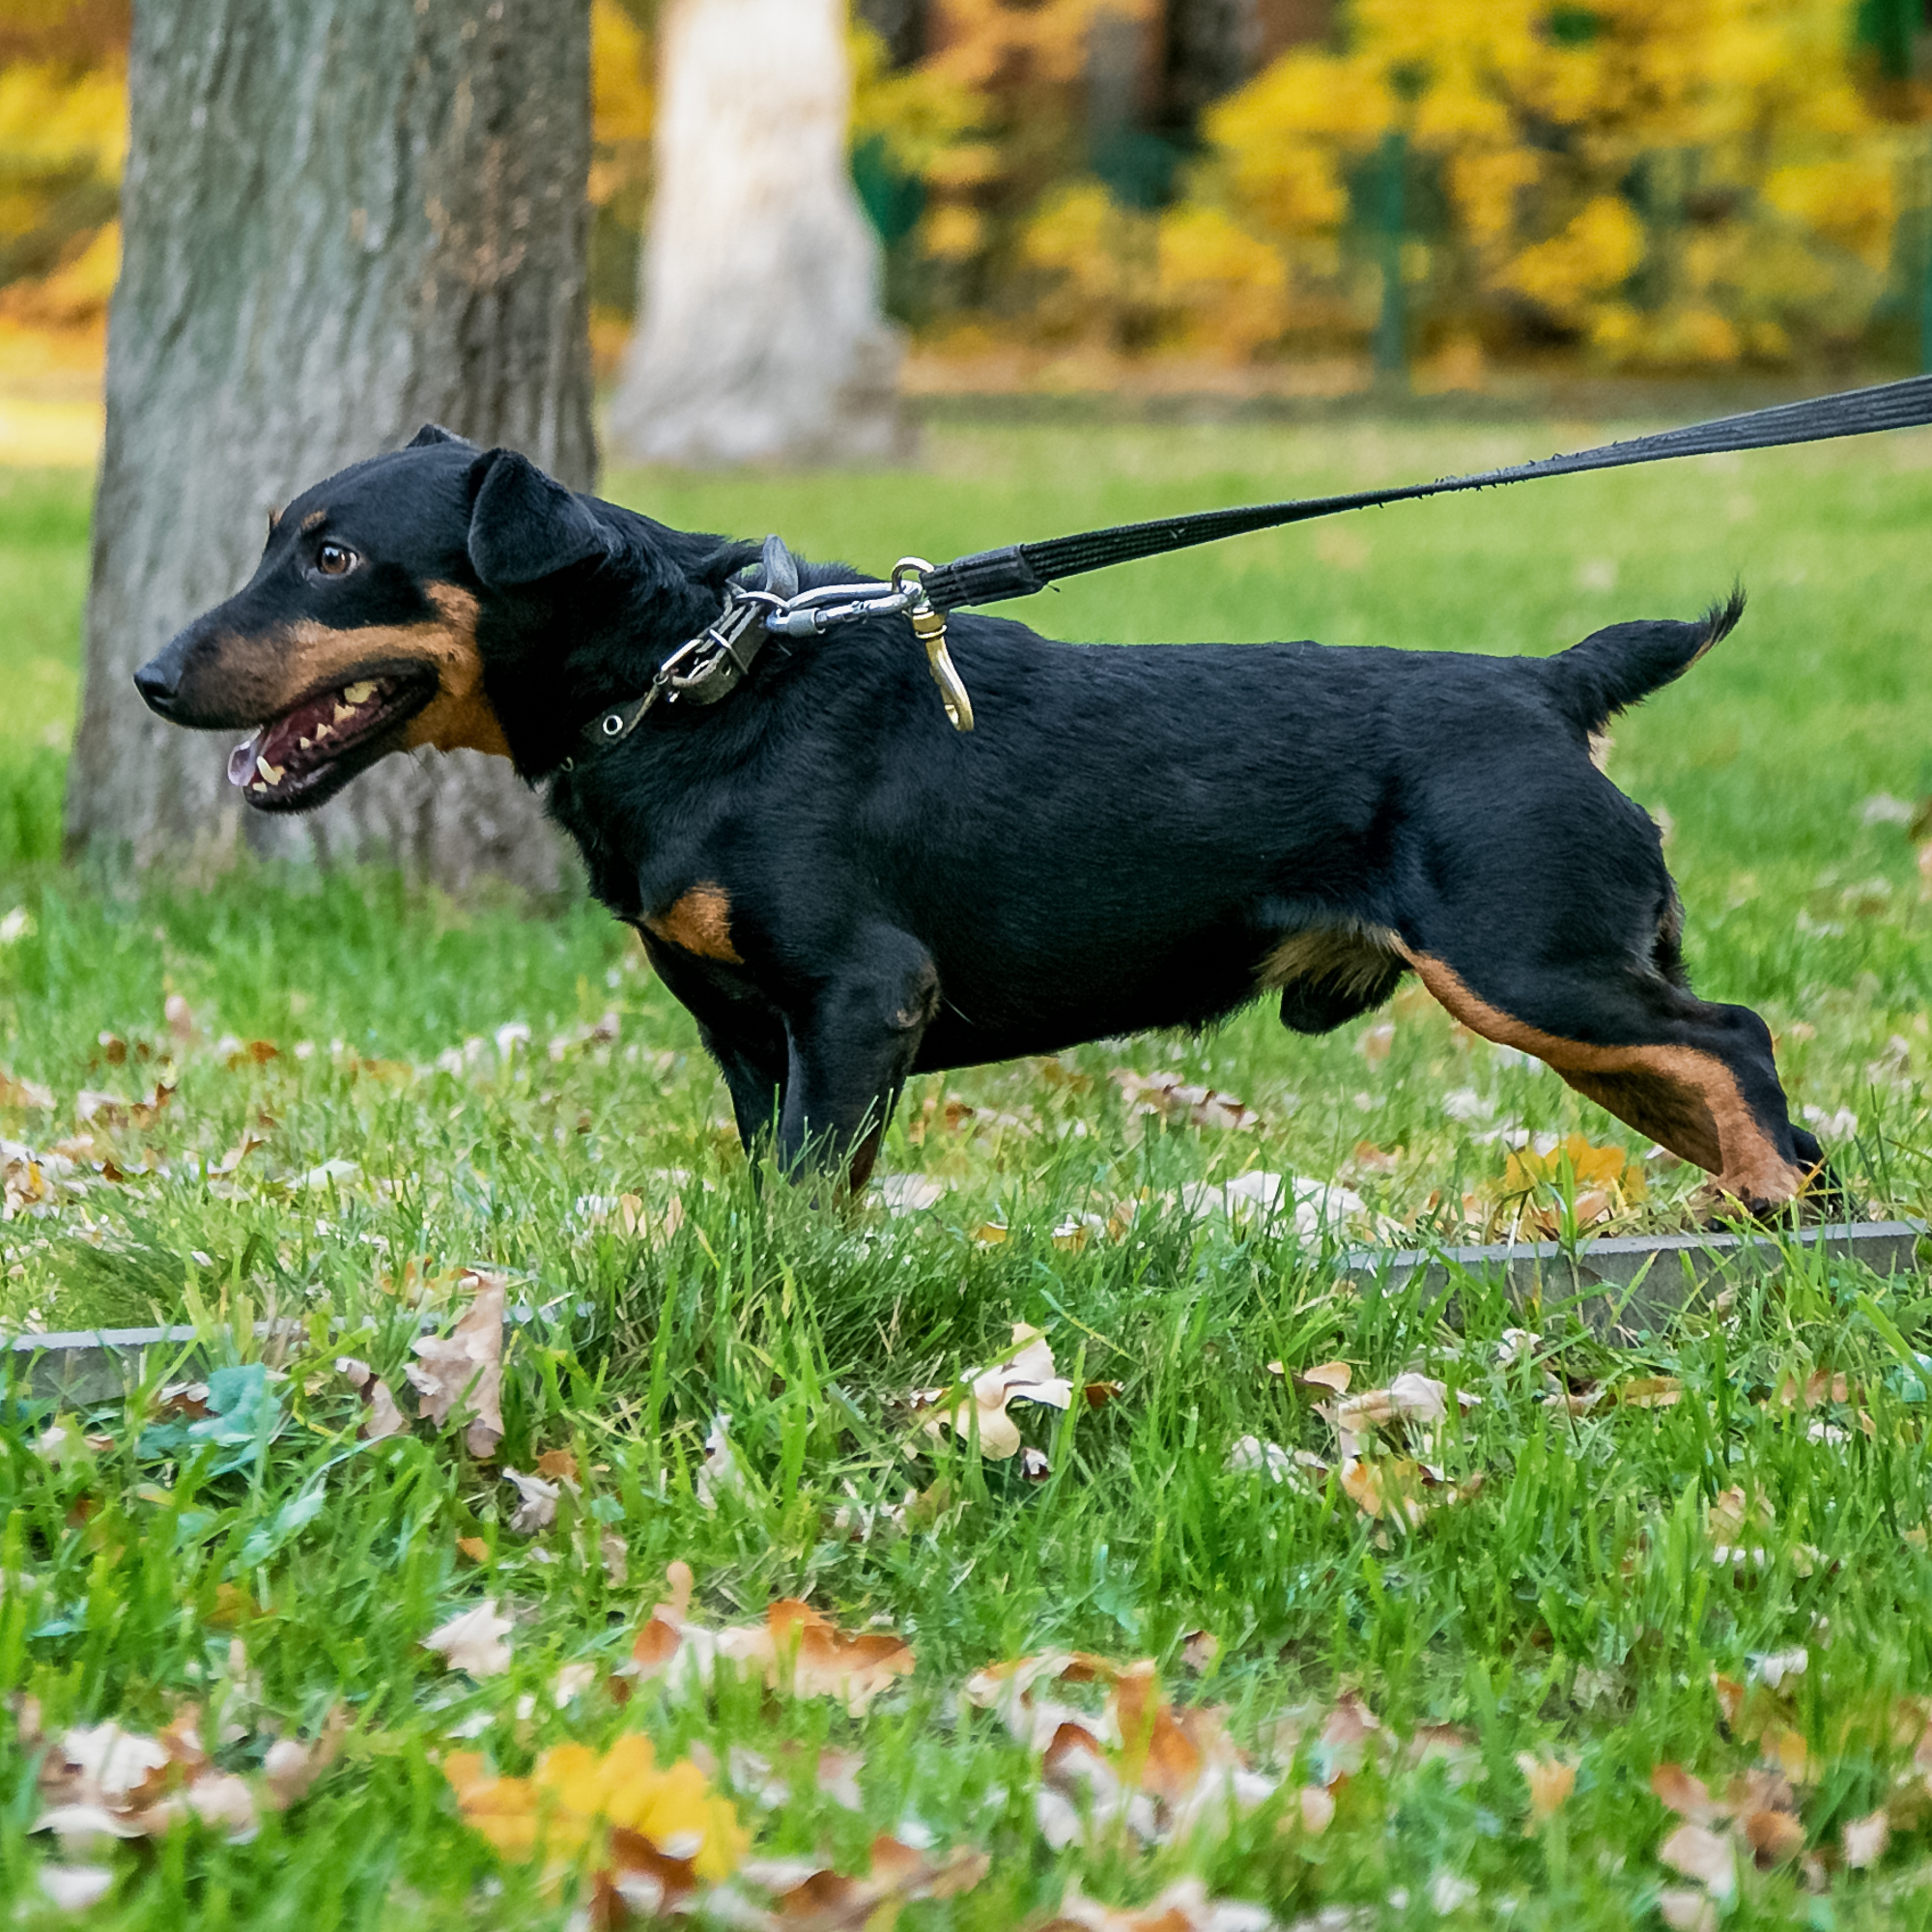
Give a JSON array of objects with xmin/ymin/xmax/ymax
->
[{"xmin": 1546, "ymin": 586, "xmax": 1744, "ymax": 733}]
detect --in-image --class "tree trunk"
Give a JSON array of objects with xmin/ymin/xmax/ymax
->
[
  {"xmin": 68, "ymin": 0, "xmax": 594, "ymax": 894},
  {"xmin": 607, "ymin": 0, "xmax": 908, "ymax": 468},
  {"xmin": 1162, "ymin": 0, "xmax": 1260, "ymax": 128}
]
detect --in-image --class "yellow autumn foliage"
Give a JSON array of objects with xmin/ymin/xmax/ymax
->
[
  {"xmin": 1176, "ymin": 0, "xmax": 1918, "ymax": 367},
  {"xmin": 590, "ymin": 0, "xmax": 652, "ymax": 153},
  {"xmin": 852, "ymin": 18, "xmax": 980, "ymax": 178}
]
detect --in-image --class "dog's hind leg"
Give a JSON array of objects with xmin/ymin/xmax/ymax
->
[
  {"xmin": 1395, "ymin": 943, "xmax": 1824, "ymax": 1216},
  {"xmin": 776, "ymin": 927, "xmax": 942, "ymax": 1192}
]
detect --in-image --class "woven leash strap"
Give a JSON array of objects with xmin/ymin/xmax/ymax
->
[{"xmin": 918, "ymin": 374, "xmax": 1932, "ymax": 615}]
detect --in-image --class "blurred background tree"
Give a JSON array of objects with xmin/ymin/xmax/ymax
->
[
  {"xmin": 606, "ymin": 0, "xmax": 907, "ymax": 466},
  {"xmin": 7, "ymin": 0, "xmax": 1932, "ymax": 440}
]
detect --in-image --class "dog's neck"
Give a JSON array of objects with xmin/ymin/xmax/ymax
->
[
  {"xmin": 475, "ymin": 501, "xmax": 757, "ymax": 781},
  {"xmin": 474, "ymin": 503, "xmax": 879, "ymax": 783}
]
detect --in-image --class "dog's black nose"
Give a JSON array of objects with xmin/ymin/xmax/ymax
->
[{"xmin": 133, "ymin": 658, "xmax": 179, "ymax": 714}]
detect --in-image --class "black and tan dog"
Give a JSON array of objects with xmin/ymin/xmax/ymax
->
[{"xmin": 135, "ymin": 425, "xmax": 1830, "ymax": 1212}]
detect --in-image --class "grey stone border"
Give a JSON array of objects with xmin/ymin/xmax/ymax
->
[
  {"xmin": 1340, "ymin": 1219, "xmax": 1927, "ymax": 1332},
  {"xmin": 3, "ymin": 1223, "xmax": 1923, "ymax": 1401}
]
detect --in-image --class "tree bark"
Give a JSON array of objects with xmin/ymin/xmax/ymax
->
[
  {"xmin": 607, "ymin": 0, "xmax": 908, "ymax": 468},
  {"xmin": 1162, "ymin": 0, "xmax": 1260, "ymax": 128},
  {"xmin": 68, "ymin": 0, "xmax": 594, "ymax": 893}
]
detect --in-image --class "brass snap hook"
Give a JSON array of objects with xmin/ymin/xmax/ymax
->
[{"xmin": 892, "ymin": 557, "xmax": 975, "ymax": 732}]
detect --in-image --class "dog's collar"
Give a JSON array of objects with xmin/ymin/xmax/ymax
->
[
  {"xmin": 564, "ymin": 582, "xmax": 780, "ymax": 769},
  {"xmin": 561, "ymin": 539, "xmax": 976, "ymax": 772}
]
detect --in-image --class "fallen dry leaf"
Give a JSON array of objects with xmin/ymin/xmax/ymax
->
[
  {"xmin": 1503, "ymin": 1132, "xmax": 1646, "ymax": 1201},
  {"xmin": 1777, "ymin": 1367, "xmax": 1852, "ymax": 1409},
  {"xmin": 422, "ymin": 1600, "xmax": 513, "ymax": 1679},
  {"xmin": 1518, "ymin": 1752, "xmax": 1577, "ymax": 1825},
  {"xmin": 1328, "ymin": 1372, "xmax": 1478, "ymax": 1459},
  {"xmin": 0, "ymin": 1067, "xmax": 55, "ymax": 1111},
  {"xmin": 628, "ymin": 1579, "xmax": 915, "ymax": 1718},
  {"xmin": 1611, "ymin": 1375, "xmax": 1684, "ymax": 1409},
  {"xmin": 1339, "ymin": 1457, "xmax": 1425, "ymax": 1528},
  {"xmin": 1297, "ymin": 1360, "xmax": 1352, "ymax": 1395},
  {"xmin": 38, "ymin": 1864, "xmax": 115, "ymax": 1912},
  {"xmin": 1044, "ymin": 1876, "xmax": 1271, "ymax": 1932},
  {"xmin": 1659, "ymin": 1821, "xmax": 1737, "ymax": 1898},
  {"xmin": 32, "ymin": 1701, "xmax": 341, "ymax": 1852},
  {"xmin": 747, "ymin": 1834, "xmax": 989, "ymax": 1930},
  {"xmin": 1843, "ymin": 1806, "xmax": 1889, "ymax": 1868},
  {"xmin": 969, "ymin": 1651, "xmax": 1278, "ymax": 1851},
  {"xmin": 695, "ymin": 1414, "xmax": 745, "ymax": 1508},
  {"xmin": 501, "ymin": 1468, "xmax": 559, "ymax": 1536},
  {"xmin": 334, "ymin": 1357, "xmax": 407, "ymax": 1440},
  {"xmin": 405, "ymin": 1270, "xmax": 504, "ymax": 1457},
  {"xmin": 1111, "ymin": 1067, "xmax": 1262, "ymax": 1131},
  {"xmin": 1741, "ymin": 1805, "xmax": 1805, "ymax": 1867},
  {"xmin": 1652, "ymin": 1763, "xmax": 1724, "ymax": 1826},
  {"xmin": 914, "ymin": 1322, "xmax": 1073, "ymax": 1461},
  {"xmin": 1179, "ymin": 1630, "xmax": 1220, "ymax": 1672},
  {"xmin": 1656, "ymin": 1889, "xmax": 1717, "ymax": 1932},
  {"xmin": 260, "ymin": 1708, "xmax": 348, "ymax": 1810},
  {"xmin": 444, "ymin": 1732, "xmax": 747, "ymax": 1902}
]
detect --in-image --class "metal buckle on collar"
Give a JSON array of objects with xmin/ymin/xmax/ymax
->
[
  {"xmin": 568, "ymin": 550, "xmax": 977, "ymax": 769},
  {"xmin": 663, "ymin": 589, "xmax": 778, "ymax": 706}
]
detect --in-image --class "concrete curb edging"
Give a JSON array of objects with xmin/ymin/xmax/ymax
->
[
  {"xmin": 4, "ymin": 1224, "xmax": 1922, "ymax": 1403},
  {"xmin": 1340, "ymin": 1220, "xmax": 1927, "ymax": 1332}
]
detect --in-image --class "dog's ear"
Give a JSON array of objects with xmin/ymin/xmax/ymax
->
[
  {"xmin": 466, "ymin": 448, "xmax": 615, "ymax": 587},
  {"xmin": 407, "ymin": 421, "xmax": 474, "ymax": 450}
]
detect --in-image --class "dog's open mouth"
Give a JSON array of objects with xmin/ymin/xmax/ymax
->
[{"xmin": 226, "ymin": 670, "xmax": 437, "ymax": 811}]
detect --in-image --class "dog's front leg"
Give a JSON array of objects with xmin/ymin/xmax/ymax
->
[
  {"xmin": 776, "ymin": 928, "xmax": 940, "ymax": 1193},
  {"xmin": 636, "ymin": 932, "xmax": 789, "ymax": 1156}
]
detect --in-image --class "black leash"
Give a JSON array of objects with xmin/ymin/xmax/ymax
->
[
  {"xmin": 579, "ymin": 372, "xmax": 1932, "ymax": 756},
  {"xmin": 919, "ymin": 372, "xmax": 1932, "ymax": 614}
]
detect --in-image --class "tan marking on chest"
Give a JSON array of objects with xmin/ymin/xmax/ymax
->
[{"xmin": 645, "ymin": 884, "xmax": 743, "ymax": 963}]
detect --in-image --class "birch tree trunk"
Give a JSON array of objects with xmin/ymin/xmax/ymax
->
[
  {"xmin": 607, "ymin": 0, "xmax": 908, "ymax": 468},
  {"xmin": 67, "ymin": 0, "xmax": 594, "ymax": 893}
]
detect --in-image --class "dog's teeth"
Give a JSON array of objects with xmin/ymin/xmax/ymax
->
[
  {"xmin": 333, "ymin": 704, "xmax": 355, "ymax": 724},
  {"xmin": 341, "ymin": 681, "xmax": 377, "ymax": 705},
  {"xmin": 257, "ymin": 756, "xmax": 286, "ymax": 785},
  {"xmin": 316, "ymin": 721, "xmax": 334, "ymax": 739},
  {"xmin": 298, "ymin": 736, "xmax": 312, "ymax": 750}
]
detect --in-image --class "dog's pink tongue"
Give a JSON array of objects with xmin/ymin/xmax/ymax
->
[{"xmin": 227, "ymin": 732, "xmax": 265, "ymax": 788}]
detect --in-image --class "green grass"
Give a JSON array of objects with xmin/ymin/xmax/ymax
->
[{"xmin": 3, "ymin": 423, "xmax": 1932, "ymax": 1927}]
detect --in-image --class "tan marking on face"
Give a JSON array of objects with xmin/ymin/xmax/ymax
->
[
  {"xmin": 210, "ymin": 582, "xmax": 507, "ymax": 759},
  {"xmin": 1256, "ymin": 923, "xmax": 1403, "ymax": 1001},
  {"xmin": 1394, "ymin": 944, "xmax": 1806, "ymax": 1206},
  {"xmin": 300, "ymin": 508, "xmax": 328, "ymax": 533},
  {"xmin": 645, "ymin": 885, "xmax": 742, "ymax": 964},
  {"xmin": 396, "ymin": 583, "xmax": 509, "ymax": 757}
]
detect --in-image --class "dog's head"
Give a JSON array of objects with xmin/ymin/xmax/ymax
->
[{"xmin": 133, "ymin": 425, "xmax": 732, "ymax": 811}]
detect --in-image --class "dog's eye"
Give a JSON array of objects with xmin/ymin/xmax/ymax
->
[{"xmin": 316, "ymin": 542, "xmax": 356, "ymax": 577}]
